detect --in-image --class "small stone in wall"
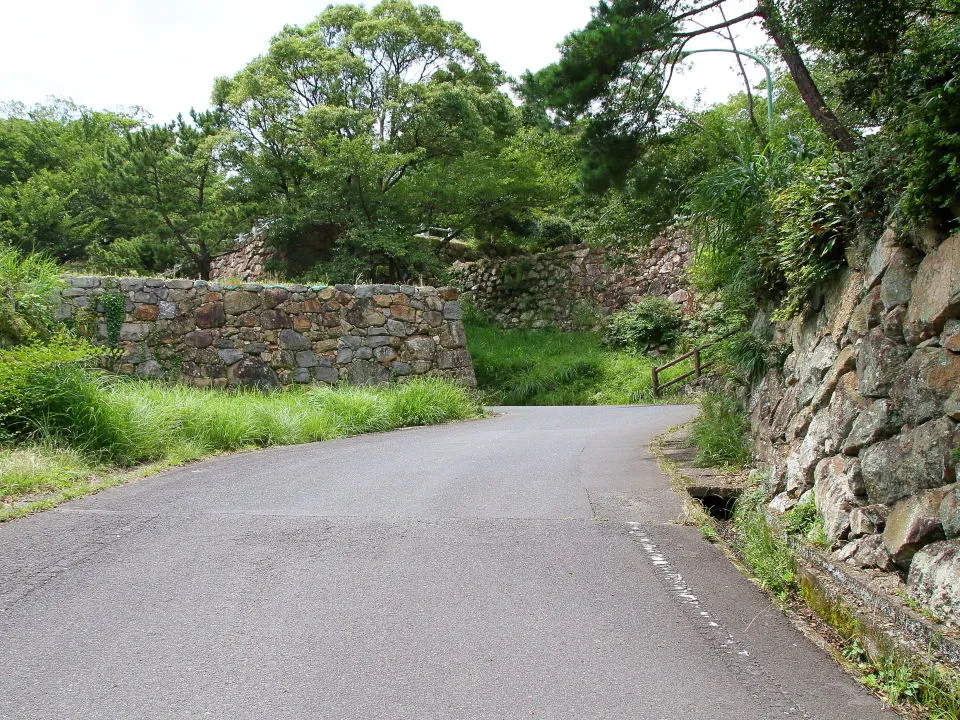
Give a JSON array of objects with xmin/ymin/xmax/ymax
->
[
  {"xmin": 261, "ymin": 309, "xmax": 292, "ymax": 330},
  {"xmin": 195, "ymin": 303, "xmax": 226, "ymax": 329},
  {"xmin": 850, "ymin": 504, "xmax": 890, "ymax": 538},
  {"xmin": 891, "ymin": 348, "xmax": 960, "ymax": 426},
  {"xmin": 846, "ymin": 534, "xmax": 896, "ymax": 572},
  {"xmin": 857, "ymin": 328, "xmax": 912, "ymax": 398},
  {"xmin": 229, "ymin": 357, "xmax": 279, "ymax": 389},
  {"xmin": 217, "ymin": 349, "xmax": 244, "ymax": 366},
  {"xmin": 133, "ymin": 304, "xmax": 160, "ymax": 322},
  {"xmin": 904, "ymin": 232, "xmax": 960, "ymax": 344},
  {"xmin": 879, "ymin": 247, "xmax": 918, "ymax": 310},
  {"xmin": 813, "ymin": 455, "xmax": 863, "ymax": 544},
  {"xmin": 940, "ymin": 319, "xmax": 960, "ymax": 352},
  {"xmin": 223, "ymin": 291, "xmax": 261, "ymax": 315},
  {"xmin": 842, "ymin": 399, "xmax": 892, "ymax": 455},
  {"xmin": 941, "ymin": 484, "xmax": 960, "ymax": 539},
  {"xmin": 346, "ymin": 360, "xmax": 390, "ymax": 385},
  {"xmin": 846, "ymin": 285, "xmax": 884, "ymax": 342}
]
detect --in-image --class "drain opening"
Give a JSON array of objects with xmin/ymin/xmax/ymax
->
[{"xmin": 686, "ymin": 486, "xmax": 741, "ymax": 520}]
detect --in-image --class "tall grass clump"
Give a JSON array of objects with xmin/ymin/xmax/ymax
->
[
  {"xmin": 0, "ymin": 445, "xmax": 99, "ymax": 500},
  {"xmin": 690, "ymin": 392, "xmax": 751, "ymax": 467},
  {"xmin": 732, "ymin": 486, "xmax": 797, "ymax": 601},
  {"xmin": 0, "ymin": 336, "xmax": 133, "ymax": 455},
  {"xmin": 102, "ymin": 377, "xmax": 482, "ymax": 463}
]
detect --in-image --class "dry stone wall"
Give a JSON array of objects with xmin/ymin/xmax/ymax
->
[
  {"xmin": 450, "ymin": 232, "xmax": 694, "ymax": 328},
  {"xmin": 57, "ymin": 277, "xmax": 475, "ymax": 388},
  {"xmin": 208, "ymin": 226, "xmax": 283, "ymax": 281},
  {"xmin": 749, "ymin": 229, "xmax": 960, "ymax": 623}
]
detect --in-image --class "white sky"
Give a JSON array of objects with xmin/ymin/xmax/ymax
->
[{"xmin": 0, "ymin": 0, "xmax": 770, "ymax": 122}]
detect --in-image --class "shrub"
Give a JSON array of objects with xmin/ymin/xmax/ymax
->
[
  {"xmin": 0, "ymin": 245, "xmax": 64, "ymax": 347},
  {"xmin": 690, "ymin": 392, "xmax": 751, "ymax": 468},
  {"xmin": 0, "ymin": 335, "xmax": 133, "ymax": 458},
  {"xmin": 603, "ymin": 296, "xmax": 684, "ymax": 353},
  {"xmin": 722, "ymin": 330, "xmax": 772, "ymax": 384},
  {"xmin": 770, "ymin": 157, "xmax": 852, "ymax": 320}
]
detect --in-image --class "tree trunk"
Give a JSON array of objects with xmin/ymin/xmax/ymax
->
[{"xmin": 758, "ymin": 3, "xmax": 857, "ymax": 152}]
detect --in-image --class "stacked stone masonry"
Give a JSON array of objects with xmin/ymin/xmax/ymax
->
[
  {"xmin": 750, "ymin": 229, "xmax": 960, "ymax": 623},
  {"xmin": 57, "ymin": 277, "xmax": 476, "ymax": 388},
  {"xmin": 450, "ymin": 232, "xmax": 694, "ymax": 328},
  {"xmin": 208, "ymin": 225, "xmax": 283, "ymax": 282}
]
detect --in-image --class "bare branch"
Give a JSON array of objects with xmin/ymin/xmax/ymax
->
[
  {"xmin": 719, "ymin": 4, "xmax": 763, "ymax": 137},
  {"xmin": 674, "ymin": 10, "xmax": 761, "ymax": 37}
]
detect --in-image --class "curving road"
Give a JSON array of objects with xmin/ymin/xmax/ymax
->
[{"xmin": 0, "ymin": 406, "xmax": 896, "ymax": 719}]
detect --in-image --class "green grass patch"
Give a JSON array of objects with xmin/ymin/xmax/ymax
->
[
  {"xmin": 465, "ymin": 321, "xmax": 697, "ymax": 405},
  {"xmin": 732, "ymin": 486, "xmax": 797, "ymax": 601},
  {"xmin": 1, "ymin": 376, "xmax": 482, "ymax": 518},
  {"xmin": 689, "ymin": 392, "xmax": 751, "ymax": 468}
]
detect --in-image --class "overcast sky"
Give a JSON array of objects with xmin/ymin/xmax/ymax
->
[{"xmin": 0, "ymin": 0, "xmax": 770, "ymax": 122}]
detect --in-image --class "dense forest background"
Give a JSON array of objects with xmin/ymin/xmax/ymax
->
[{"xmin": 2, "ymin": 0, "xmax": 958, "ymax": 323}]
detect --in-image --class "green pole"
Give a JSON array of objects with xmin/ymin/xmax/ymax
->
[{"xmin": 679, "ymin": 48, "xmax": 774, "ymax": 128}]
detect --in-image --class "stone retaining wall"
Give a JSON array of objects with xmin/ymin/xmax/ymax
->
[
  {"xmin": 749, "ymin": 229, "xmax": 960, "ymax": 623},
  {"xmin": 450, "ymin": 232, "xmax": 694, "ymax": 328},
  {"xmin": 57, "ymin": 277, "xmax": 475, "ymax": 388},
  {"xmin": 208, "ymin": 226, "xmax": 282, "ymax": 282}
]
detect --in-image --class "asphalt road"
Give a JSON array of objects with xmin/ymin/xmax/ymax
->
[{"xmin": 0, "ymin": 406, "xmax": 898, "ymax": 720}]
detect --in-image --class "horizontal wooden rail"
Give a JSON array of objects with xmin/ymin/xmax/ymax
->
[{"xmin": 651, "ymin": 330, "xmax": 738, "ymax": 398}]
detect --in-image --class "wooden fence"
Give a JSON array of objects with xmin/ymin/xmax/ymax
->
[{"xmin": 651, "ymin": 331, "xmax": 737, "ymax": 398}]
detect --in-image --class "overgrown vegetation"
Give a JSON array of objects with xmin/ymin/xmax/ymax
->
[
  {"xmin": 732, "ymin": 485, "xmax": 797, "ymax": 601},
  {"xmin": 724, "ymin": 473, "xmax": 960, "ymax": 719},
  {"xmin": 0, "ymin": 245, "xmax": 63, "ymax": 347},
  {"xmin": 603, "ymin": 296, "xmax": 684, "ymax": 353},
  {"xmin": 466, "ymin": 319, "xmax": 695, "ymax": 405},
  {"xmin": 526, "ymin": 0, "xmax": 959, "ymax": 324},
  {"xmin": 689, "ymin": 393, "xmax": 751, "ymax": 468}
]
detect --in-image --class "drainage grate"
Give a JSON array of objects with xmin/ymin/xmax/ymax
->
[{"xmin": 686, "ymin": 486, "xmax": 741, "ymax": 521}]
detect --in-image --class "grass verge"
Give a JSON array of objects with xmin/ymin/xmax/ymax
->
[
  {"xmin": 1, "ymin": 377, "xmax": 482, "ymax": 520},
  {"xmin": 465, "ymin": 321, "xmax": 699, "ymax": 405}
]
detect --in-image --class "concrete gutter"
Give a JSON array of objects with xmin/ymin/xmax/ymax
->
[{"xmin": 652, "ymin": 423, "xmax": 960, "ymax": 673}]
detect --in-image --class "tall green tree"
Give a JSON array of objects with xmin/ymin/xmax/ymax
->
[
  {"xmin": 105, "ymin": 110, "xmax": 245, "ymax": 279},
  {"xmin": 525, "ymin": 0, "xmax": 863, "ymax": 192},
  {"xmin": 213, "ymin": 0, "xmax": 535, "ymax": 280},
  {"xmin": 0, "ymin": 100, "xmax": 138, "ymax": 261}
]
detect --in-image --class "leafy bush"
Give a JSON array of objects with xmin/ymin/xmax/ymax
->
[
  {"xmin": 690, "ymin": 392, "xmax": 751, "ymax": 468},
  {"xmin": 770, "ymin": 157, "xmax": 852, "ymax": 319},
  {"xmin": 781, "ymin": 499, "xmax": 818, "ymax": 535},
  {"xmin": 603, "ymin": 296, "xmax": 684, "ymax": 353},
  {"xmin": 0, "ymin": 245, "xmax": 64, "ymax": 347},
  {"xmin": 721, "ymin": 329, "xmax": 774, "ymax": 384},
  {"xmin": 0, "ymin": 335, "xmax": 130, "ymax": 455},
  {"xmin": 681, "ymin": 302, "xmax": 746, "ymax": 348}
]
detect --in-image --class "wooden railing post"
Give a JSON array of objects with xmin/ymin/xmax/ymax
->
[{"xmin": 649, "ymin": 330, "xmax": 738, "ymax": 399}]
